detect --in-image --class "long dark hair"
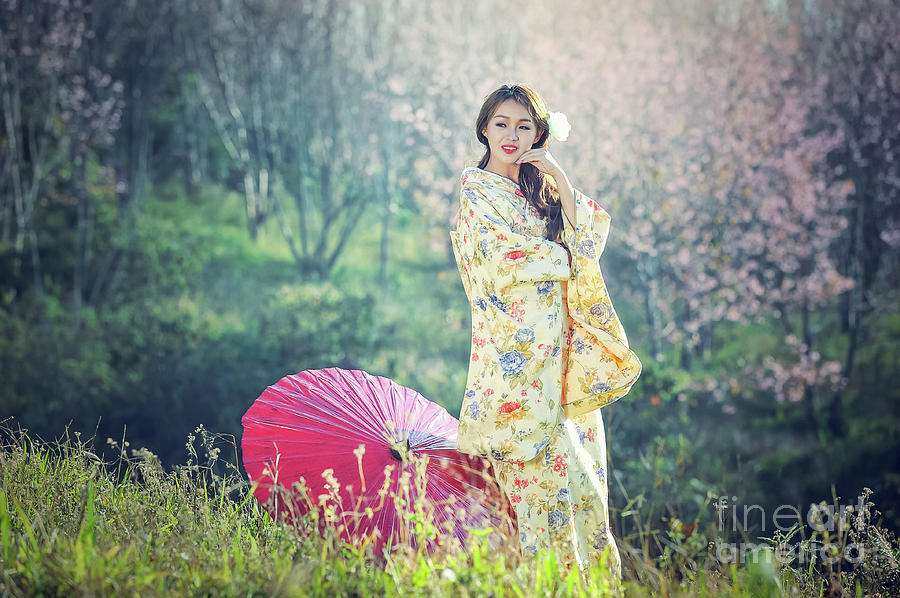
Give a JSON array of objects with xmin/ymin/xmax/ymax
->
[{"xmin": 474, "ymin": 84, "xmax": 568, "ymax": 248}]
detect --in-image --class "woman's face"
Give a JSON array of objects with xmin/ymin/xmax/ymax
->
[{"xmin": 481, "ymin": 99, "xmax": 542, "ymax": 163}]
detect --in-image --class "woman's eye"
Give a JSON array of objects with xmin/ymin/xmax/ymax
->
[{"xmin": 496, "ymin": 123, "xmax": 531, "ymax": 130}]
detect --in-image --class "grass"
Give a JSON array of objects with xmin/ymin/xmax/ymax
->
[{"xmin": 0, "ymin": 422, "xmax": 898, "ymax": 597}]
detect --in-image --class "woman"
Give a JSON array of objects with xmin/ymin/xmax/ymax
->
[{"xmin": 448, "ymin": 84, "xmax": 642, "ymax": 577}]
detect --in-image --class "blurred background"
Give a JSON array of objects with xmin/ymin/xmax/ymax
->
[{"xmin": 1, "ymin": 0, "xmax": 898, "ymax": 540}]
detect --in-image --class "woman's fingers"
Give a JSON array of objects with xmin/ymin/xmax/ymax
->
[
  {"xmin": 519, "ymin": 147, "xmax": 549, "ymax": 161},
  {"xmin": 514, "ymin": 147, "xmax": 564, "ymax": 179},
  {"xmin": 517, "ymin": 149, "xmax": 542, "ymax": 164}
]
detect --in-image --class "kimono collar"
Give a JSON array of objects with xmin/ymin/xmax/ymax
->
[{"xmin": 461, "ymin": 166, "xmax": 526, "ymax": 203}]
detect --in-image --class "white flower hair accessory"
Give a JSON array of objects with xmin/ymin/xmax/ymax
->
[{"xmin": 546, "ymin": 111, "xmax": 571, "ymax": 141}]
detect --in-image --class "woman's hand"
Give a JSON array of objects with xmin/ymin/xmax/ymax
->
[
  {"xmin": 515, "ymin": 147, "xmax": 565, "ymax": 179},
  {"xmin": 517, "ymin": 147, "xmax": 575, "ymax": 227}
]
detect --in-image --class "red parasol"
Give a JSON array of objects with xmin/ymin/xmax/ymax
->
[{"xmin": 241, "ymin": 367, "xmax": 516, "ymax": 554}]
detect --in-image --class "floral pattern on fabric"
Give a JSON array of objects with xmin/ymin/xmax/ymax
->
[
  {"xmin": 558, "ymin": 178, "xmax": 643, "ymax": 418},
  {"xmin": 448, "ymin": 166, "xmax": 641, "ymax": 576},
  {"xmin": 449, "ymin": 166, "xmax": 641, "ymax": 463},
  {"xmin": 491, "ymin": 410, "xmax": 622, "ymax": 576}
]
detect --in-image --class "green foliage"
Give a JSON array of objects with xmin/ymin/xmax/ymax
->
[
  {"xmin": 5, "ymin": 171, "xmax": 900, "ymax": 557},
  {"xmin": 1, "ymin": 426, "xmax": 898, "ymax": 597},
  {"xmin": 2, "ymin": 164, "xmax": 899, "ymax": 583},
  {"xmin": 1, "ymin": 179, "xmax": 381, "ymax": 465}
]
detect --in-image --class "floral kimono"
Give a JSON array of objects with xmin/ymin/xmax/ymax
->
[{"xmin": 448, "ymin": 165, "xmax": 642, "ymax": 575}]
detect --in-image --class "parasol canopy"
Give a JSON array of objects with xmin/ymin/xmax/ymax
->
[{"xmin": 241, "ymin": 367, "xmax": 516, "ymax": 554}]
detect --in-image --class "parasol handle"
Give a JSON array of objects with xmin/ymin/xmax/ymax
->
[{"xmin": 390, "ymin": 437, "xmax": 411, "ymax": 461}]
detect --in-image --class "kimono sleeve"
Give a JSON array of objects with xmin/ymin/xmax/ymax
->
[
  {"xmin": 560, "ymin": 189, "xmax": 643, "ymax": 417},
  {"xmin": 450, "ymin": 184, "xmax": 571, "ymax": 303},
  {"xmin": 449, "ymin": 181, "xmax": 569, "ymax": 464}
]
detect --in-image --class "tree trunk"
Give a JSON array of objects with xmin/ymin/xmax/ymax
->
[
  {"xmin": 0, "ymin": 40, "xmax": 25, "ymax": 263},
  {"xmin": 73, "ymin": 150, "xmax": 86, "ymax": 318},
  {"xmin": 378, "ymin": 132, "xmax": 394, "ymax": 296},
  {"xmin": 639, "ymin": 258, "xmax": 663, "ymax": 362},
  {"xmin": 243, "ymin": 169, "xmax": 260, "ymax": 241},
  {"xmin": 178, "ymin": 71, "xmax": 204, "ymax": 197},
  {"xmin": 829, "ymin": 173, "xmax": 869, "ymax": 440},
  {"xmin": 680, "ymin": 303, "xmax": 692, "ymax": 369}
]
